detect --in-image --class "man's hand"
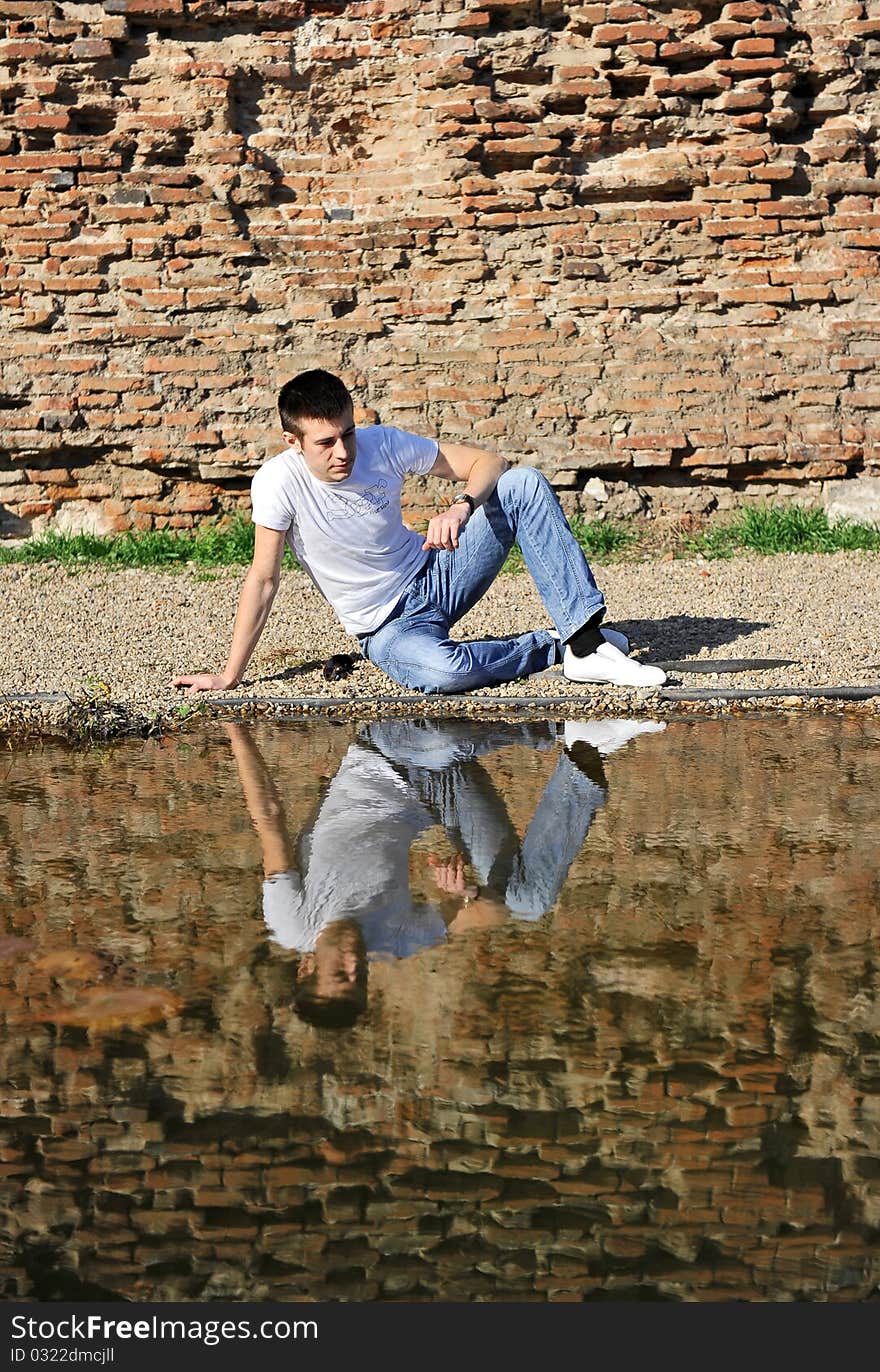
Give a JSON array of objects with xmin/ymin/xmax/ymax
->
[
  {"xmin": 422, "ymin": 501, "xmax": 470, "ymax": 552},
  {"xmin": 171, "ymin": 673, "xmax": 236, "ymax": 695},
  {"xmin": 427, "ymin": 851, "xmax": 478, "ymax": 899},
  {"xmin": 167, "ymin": 526, "xmax": 285, "ymax": 700}
]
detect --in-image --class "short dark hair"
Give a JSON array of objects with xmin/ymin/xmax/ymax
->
[
  {"xmin": 278, "ymin": 369, "xmax": 352, "ymax": 438},
  {"xmin": 293, "ymin": 973, "xmax": 367, "ymax": 1029}
]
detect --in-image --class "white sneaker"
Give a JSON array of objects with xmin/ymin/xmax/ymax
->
[
  {"xmin": 549, "ymin": 626, "xmax": 630, "ymax": 654},
  {"xmin": 563, "ymin": 641, "xmax": 667, "ymax": 688},
  {"xmin": 564, "ymin": 719, "xmax": 667, "ymax": 755}
]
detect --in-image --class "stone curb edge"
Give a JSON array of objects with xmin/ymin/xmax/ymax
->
[{"xmin": 3, "ymin": 687, "xmax": 880, "ymax": 707}]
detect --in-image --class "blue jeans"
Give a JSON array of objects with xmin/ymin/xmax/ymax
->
[
  {"xmin": 359, "ymin": 467, "xmax": 606, "ymax": 694},
  {"xmin": 361, "ymin": 720, "xmax": 606, "ymax": 918}
]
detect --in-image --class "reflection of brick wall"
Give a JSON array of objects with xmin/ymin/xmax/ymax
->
[
  {"xmin": 0, "ymin": 719, "xmax": 879, "ymax": 1300},
  {"xmin": 1, "ymin": 3, "xmax": 879, "ymax": 537}
]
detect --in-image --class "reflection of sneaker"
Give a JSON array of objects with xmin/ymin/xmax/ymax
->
[
  {"xmin": 549, "ymin": 626, "xmax": 630, "ymax": 656},
  {"xmin": 564, "ymin": 719, "xmax": 667, "ymax": 755},
  {"xmin": 563, "ymin": 740, "xmax": 607, "ymax": 789},
  {"xmin": 563, "ymin": 642, "xmax": 667, "ymax": 688}
]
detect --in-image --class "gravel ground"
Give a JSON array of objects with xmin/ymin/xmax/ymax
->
[{"xmin": 2, "ymin": 552, "xmax": 878, "ymax": 735}]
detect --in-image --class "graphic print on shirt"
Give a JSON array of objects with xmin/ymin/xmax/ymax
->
[{"xmin": 323, "ymin": 479, "xmax": 389, "ymax": 522}]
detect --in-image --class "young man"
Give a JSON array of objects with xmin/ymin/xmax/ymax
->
[{"xmin": 172, "ymin": 369, "xmax": 666, "ymax": 696}]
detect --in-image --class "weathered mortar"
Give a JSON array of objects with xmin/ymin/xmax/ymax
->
[{"xmin": 0, "ymin": 0, "xmax": 879, "ymax": 535}]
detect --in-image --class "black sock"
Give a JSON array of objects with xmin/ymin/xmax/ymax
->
[
  {"xmin": 565, "ymin": 608, "xmax": 605, "ymax": 658},
  {"xmin": 563, "ymin": 742, "xmax": 608, "ymax": 790}
]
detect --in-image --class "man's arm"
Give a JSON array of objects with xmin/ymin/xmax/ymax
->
[
  {"xmin": 223, "ymin": 722, "xmax": 296, "ymax": 877},
  {"xmin": 422, "ymin": 441, "xmax": 508, "ymax": 552},
  {"xmin": 171, "ymin": 524, "xmax": 288, "ymax": 694}
]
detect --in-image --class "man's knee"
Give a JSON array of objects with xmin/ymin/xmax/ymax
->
[
  {"xmin": 407, "ymin": 643, "xmax": 474, "ymax": 694},
  {"xmin": 497, "ymin": 465, "xmax": 550, "ymax": 503},
  {"xmin": 366, "ymin": 627, "xmax": 464, "ymax": 694},
  {"xmin": 399, "ymin": 642, "xmax": 482, "ymax": 694}
]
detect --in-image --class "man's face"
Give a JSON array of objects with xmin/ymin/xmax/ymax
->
[
  {"xmin": 285, "ymin": 407, "xmax": 357, "ymax": 483},
  {"xmin": 298, "ymin": 920, "xmax": 366, "ymax": 1001}
]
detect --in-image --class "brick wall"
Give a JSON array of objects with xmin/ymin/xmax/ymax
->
[{"xmin": 1, "ymin": 0, "xmax": 879, "ymax": 536}]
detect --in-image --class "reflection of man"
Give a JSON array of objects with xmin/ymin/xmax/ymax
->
[{"xmin": 226, "ymin": 719, "xmax": 663, "ymax": 1028}]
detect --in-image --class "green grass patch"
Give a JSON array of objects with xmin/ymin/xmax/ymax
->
[
  {"xmin": 2, "ymin": 504, "xmax": 877, "ymax": 572},
  {"xmin": 574, "ymin": 515, "xmax": 639, "ymax": 558},
  {"xmin": 685, "ymin": 505, "xmax": 880, "ymax": 559},
  {"xmin": 1, "ymin": 512, "xmax": 637, "ymax": 573},
  {"xmin": 0, "ymin": 515, "xmax": 298, "ymax": 569}
]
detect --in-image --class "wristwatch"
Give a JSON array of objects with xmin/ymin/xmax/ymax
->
[{"xmin": 450, "ymin": 493, "xmax": 475, "ymax": 516}]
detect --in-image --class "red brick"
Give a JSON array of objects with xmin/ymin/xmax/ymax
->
[
  {"xmin": 594, "ymin": 23, "xmax": 670, "ymax": 43},
  {"xmin": 716, "ymin": 57, "xmax": 786, "ymax": 75},
  {"xmin": 49, "ymin": 276, "xmax": 106, "ymax": 292},
  {"xmin": 714, "ymin": 90, "xmax": 768, "ymax": 111},
  {"xmin": 843, "ymin": 231, "xmax": 880, "ymax": 249},
  {"xmin": 723, "ymin": 1, "xmax": 773, "ymax": 18},
  {"xmin": 653, "ymin": 74, "xmax": 732, "ymax": 96},
  {"xmin": 720, "ymin": 286, "xmax": 792, "ymax": 303},
  {"xmin": 638, "ymin": 204, "xmax": 704, "ymax": 222},
  {"xmin": 732, "ymin": 37, "xmax": 777, "ymax": 55},
  {"xmin": 16, "ymin": 113, "xmax": 72, "ymax": 131},
  {"xmin": 660, "ymin": 40, "xmax": 724, "ymax": 60},
  {"xmin": 706, "ymin": 218, "xmax": 780, "ymax": 237},
  {"xmin": 24, "ymin": 467, "xmax": 73, "ymax": 484},
  {"xmin": 756, "ymin": 197, "xmax": 828, "ymax": 217},
  {"xmin": 0, "ymin": 41, "xmax": 50, "ymax": 59},
  {"xmin": 484, "ymin": 138, "xmax": 562, "ymax": 157},
  {"xmin": 50, "ymin": 240, "xmax": 128, "ymax": 258},
  {"xmin": 71, "ymin": 40, "xmax": 113, "ymax": 59},
  {"xmin": 0, "ymin": 155, "xmax": 80, "ymax": 174},
  {"xmin": 709, "ymin": 21, "xmax": 752, "ymax": 39},
  {"xmin": 606, "ymin": 4, "xmax": 650, "ymax": 19},
  {"xmin": 622, "ymin": 432, "xmax": 688, "ymax": 449}
]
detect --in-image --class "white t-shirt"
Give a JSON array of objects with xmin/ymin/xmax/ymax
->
[
  {"xmin": 262, "ymin": 743, "xmax": 448, "ymax": 959},
  {"xmin": 250, "ymin": 424, "xmax": 439, "ymax": 635}
]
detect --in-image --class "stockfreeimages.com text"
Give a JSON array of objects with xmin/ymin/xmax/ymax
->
[{"xmin": 11, "ymin": 1317, "xmax": 317, "ymax": 1347}]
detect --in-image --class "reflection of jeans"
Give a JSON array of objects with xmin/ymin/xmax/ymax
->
[
  {"xmin": 361, "ymin": 720, "xmax": 606, "ymax": 919},
  {"xmin": 359, "ymin": 467, "xmax": 606, "ymax": 693},
  {"xmin": 363, "ymin": 718, "xmax": 559, "ymax": 771}
]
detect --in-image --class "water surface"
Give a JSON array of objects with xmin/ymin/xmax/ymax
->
[{"xmin": 1, "ymin": 715, "xmax": 879, "ymax": 1301}]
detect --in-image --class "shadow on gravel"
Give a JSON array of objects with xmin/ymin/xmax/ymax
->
[
  {"xmin": 256, "ymin": 659, "xmax": 329, "ymax": 684},
  {"xmin": 619, "ymin": 616, "xmax": 771, "ymax": 660},
  {"xmin": 658, "ymin": 658, "xmax": 797, "ymax": 675}
]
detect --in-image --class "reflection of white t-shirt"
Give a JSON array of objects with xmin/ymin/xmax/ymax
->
[
  {"xmin": 262, "ymin": 744, "xmax": 448, "ymax": 960},
  {"xmin": 250, "ymin": 425, "xmax": 439, "ymax": 635}
]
